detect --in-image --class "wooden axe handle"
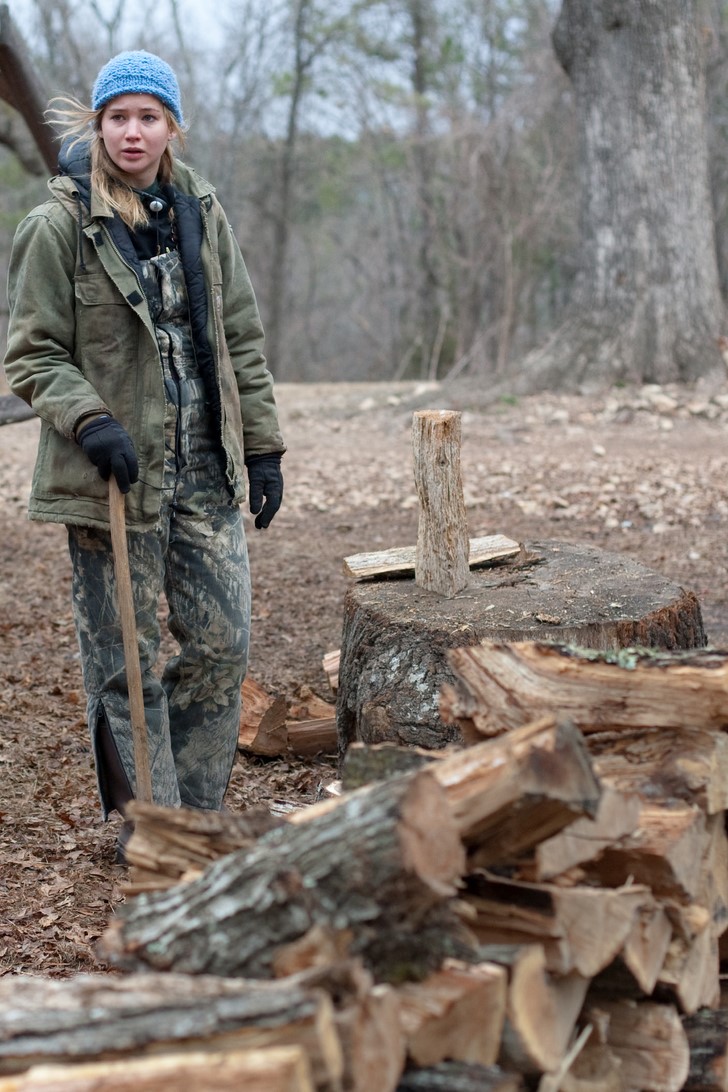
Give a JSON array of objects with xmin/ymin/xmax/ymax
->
[{"xmin": 108, "ymin": 478, "xmax": 153, "ymax": 803}]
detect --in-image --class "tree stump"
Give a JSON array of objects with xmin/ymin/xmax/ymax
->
[{"xmin": 336, "ymin": 539, "xmax": 706, "ymax": 755}]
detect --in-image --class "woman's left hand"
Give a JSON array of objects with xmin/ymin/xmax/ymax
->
[{"xmin": 246, "ymin": 453, "xmax": 283, "ymax": 529}]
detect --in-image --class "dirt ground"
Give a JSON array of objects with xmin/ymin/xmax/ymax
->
[{"xmin": 2, "ymin": 376, "xmax": 728, "ymax": 977}]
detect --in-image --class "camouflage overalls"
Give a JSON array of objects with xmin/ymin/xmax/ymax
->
[{"xmin": 68, "ymin": 249, "xmax": 250, "ymax": 814}]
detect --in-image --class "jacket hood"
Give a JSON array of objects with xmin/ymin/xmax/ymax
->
[
  {"xmin": 58, "ymin": 136, "xmax": 92, "ymax": 179},
  {"xmin": 57, "ymin": 137, "xmax": 92, "ymax": 208}
]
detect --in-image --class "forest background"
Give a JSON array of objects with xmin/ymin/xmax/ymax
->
[{"xmin": 1, "ymin": 0, "xmax": 728, "ymax": 394}]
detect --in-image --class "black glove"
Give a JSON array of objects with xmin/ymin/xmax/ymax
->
[
  {"xmin": 246, "ymin": 453, "xmax": 283, "ymax": 529},
  {"xmin": 77, "ymin": 415, "xmax": 139, "ymax": 494}
]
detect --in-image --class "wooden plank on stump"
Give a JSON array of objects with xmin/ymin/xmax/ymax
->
[
  {"xmin": 412, "ymin": 410, "xmax": 470, "ymax": 598},
  {"xmin": 343, "ymin": 535, "xmax": 521, "ymax": 581}
]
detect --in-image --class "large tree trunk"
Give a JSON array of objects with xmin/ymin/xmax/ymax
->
[{"xmin": 520, "ymin": 1, "xmax": 725, "ymax": 391}]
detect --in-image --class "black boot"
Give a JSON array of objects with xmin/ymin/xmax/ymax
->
[{"xmin": 116, "ymin": 818, "xmax": 135, "ymax": 865}]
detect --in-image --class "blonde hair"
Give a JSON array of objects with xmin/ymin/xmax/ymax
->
[{"xmin": 46, "ymin": 95, "xmax": 186, "ymax": 229}]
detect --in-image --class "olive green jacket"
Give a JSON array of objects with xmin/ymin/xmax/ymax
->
[{"xmin": 3, "ymin": 160, "xmax": 285, "ymax": 530}]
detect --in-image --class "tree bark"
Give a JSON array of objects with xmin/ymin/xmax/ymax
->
[
  {"xmin": 0, "ymin": 973, "xmax": 342, "ymax": 1088},
  {"xmin": 683, "ymin": 1008, "xmax": 728, "ymax": 1091},
  {"xmin": 395, "ymin": 1061, "xmax": 524, "ymax": 1091},
  {"xmin": 519, "ymin": 1, "xmax": 725, "ymax": 390}
]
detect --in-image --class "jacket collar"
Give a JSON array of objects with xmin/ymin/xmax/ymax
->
[{"xmin": 49, "ymin": 147, "xmax": 216, "ymax": 219}]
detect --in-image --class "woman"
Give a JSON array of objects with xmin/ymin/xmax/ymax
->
[{"xmin": 3, "ymin": 51, "xmax": 285, "ymax": 852}]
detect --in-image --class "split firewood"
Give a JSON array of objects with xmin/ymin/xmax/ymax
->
[
  {"xmin": 532, "ymin": 786, "xmax": 642, "ymax": 881},
  {"xmin": 333, "ymin": 982, "xmax": 404, "ymax": 1092},
  {"xmin": 547, "ymin": 1040, "xmax": 624, "ymax": 1092},
  {"xmin": 586, "ymin": 727, "xmax": 728, "ymax": 815},
  {"xmin": 619, "ymin": 899, "xmax": 673, "ymax": 996},
  {"xmin": 0, "ymin": 1046, "xmax": 315, "ymax": 1092},
  {"xmin": 322, "ymin": 650, "xmax": 340, "ymax": 693},
  {"xmin": 288, "ymin": 688, "xmax": 337, "ymax": 722},
  {"xmin": 441, "ymin": 642, "xmax": 728, "ymax": 740},
  {"xmin": 699, "ymin": 812, "xmax": 728, "ymax": 934},
  {"xmin": 239, "ymin": 676, "xmax": 288, "ymax": 755},
  {"xmin": 341, "ymin": 741, "xmax": 443, "ymax": 791},
  {"xmin": 657, "ymin": 924, "xmax": 720, "ymax": 1015},
  {"xmin": 286, "ymin": 717, "xmax": 338, "ymax": 757},
  {"xmin": 395, "ymin": 1060, "xmax": 524, "ymax": 1091},
  {"xmin": 292, "ymin": 961, "xmax": 405, "ymax": 1092},
  {"xmin": 240, "ymin": 680, "xmax": 338, "ymax": 758},
  {"xmin": 122, "ymin": 800, "xmax": 286, "ymax": 894},
  {"xmin": 536, "ymin": 1024, "xmax": 594, "ymax": 1092},
  {"xmin": 582, "ymin": 801, "xmax": 708, "ymax": 903},
  {"xmin": 488, "ymin": 943, "xmax": 589, "ymax": 1075},
  {"xmin": 583, "ymin": 1000, "xmax": 690, "ymax": 1092},
  {"xmin": 0, "ymin": 973, "xmax": 343, "ymax": 1091},
  {"xmin": 99, "ymin": 770, "xmax": 471, "ymax": 982},
  {"xmin": 394, "ymin": 960, "xmax": 507, "ymax": 1068},
  {"xmin": 589, "ymin": 900, "xmax": 717, "ymax": 1017},
  {"xmin": 427, "ymin": 716, "xmax": 601, "ymax": 860},
  {"xmin": 466, "ymin": 874, "xmax": 651, "ymax": 978},
  {"xmin": 286, "ymin": 687, "xmax": 338, "ymax": 756},
  {"xmin": 343, "ymin": 534, "xmax": 521, "ymax": 582},
  {"xmin": 123, "ymin": 716, "xmax": 598, "ymax": 899},
  {"xmin": 683, "ymin": 1008, "xmax": 728, "ymax": 1091}
]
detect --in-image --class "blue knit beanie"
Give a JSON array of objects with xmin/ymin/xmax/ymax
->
[{"xmin": 92, "ymin": 50, "xmax": 184, "ymax": 125}]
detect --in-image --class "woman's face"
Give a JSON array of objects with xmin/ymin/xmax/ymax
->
[{"xmin": 100, "ymin": 94, "xmax": 172, "ymax": 189}]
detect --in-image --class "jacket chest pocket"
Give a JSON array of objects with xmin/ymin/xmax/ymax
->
[
  {"xmin": 74, "ymin": 273, "xmax": 139, "ymax": 362},
  {"xmin": 75, "ymin": 272, "xmax": 126, "ymax": 306}
]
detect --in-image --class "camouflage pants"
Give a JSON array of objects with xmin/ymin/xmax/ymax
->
[{"xmin": 68, "ymin": 251, "xmax": 250, "ymax": 816}]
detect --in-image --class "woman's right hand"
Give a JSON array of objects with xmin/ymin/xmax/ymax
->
[{"xmin": 77, "ymin": 415, "xmax": 139, "ymax": 494}]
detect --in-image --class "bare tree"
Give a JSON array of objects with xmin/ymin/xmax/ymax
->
[{"xmin": 518, "ymin": 0, "xmax": 726, "ymax": 391}]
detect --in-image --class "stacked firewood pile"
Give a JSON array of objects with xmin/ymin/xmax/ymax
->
[{"xmin": 2, "ymin": 643, "xmax": 728, "ymax": 1091}]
